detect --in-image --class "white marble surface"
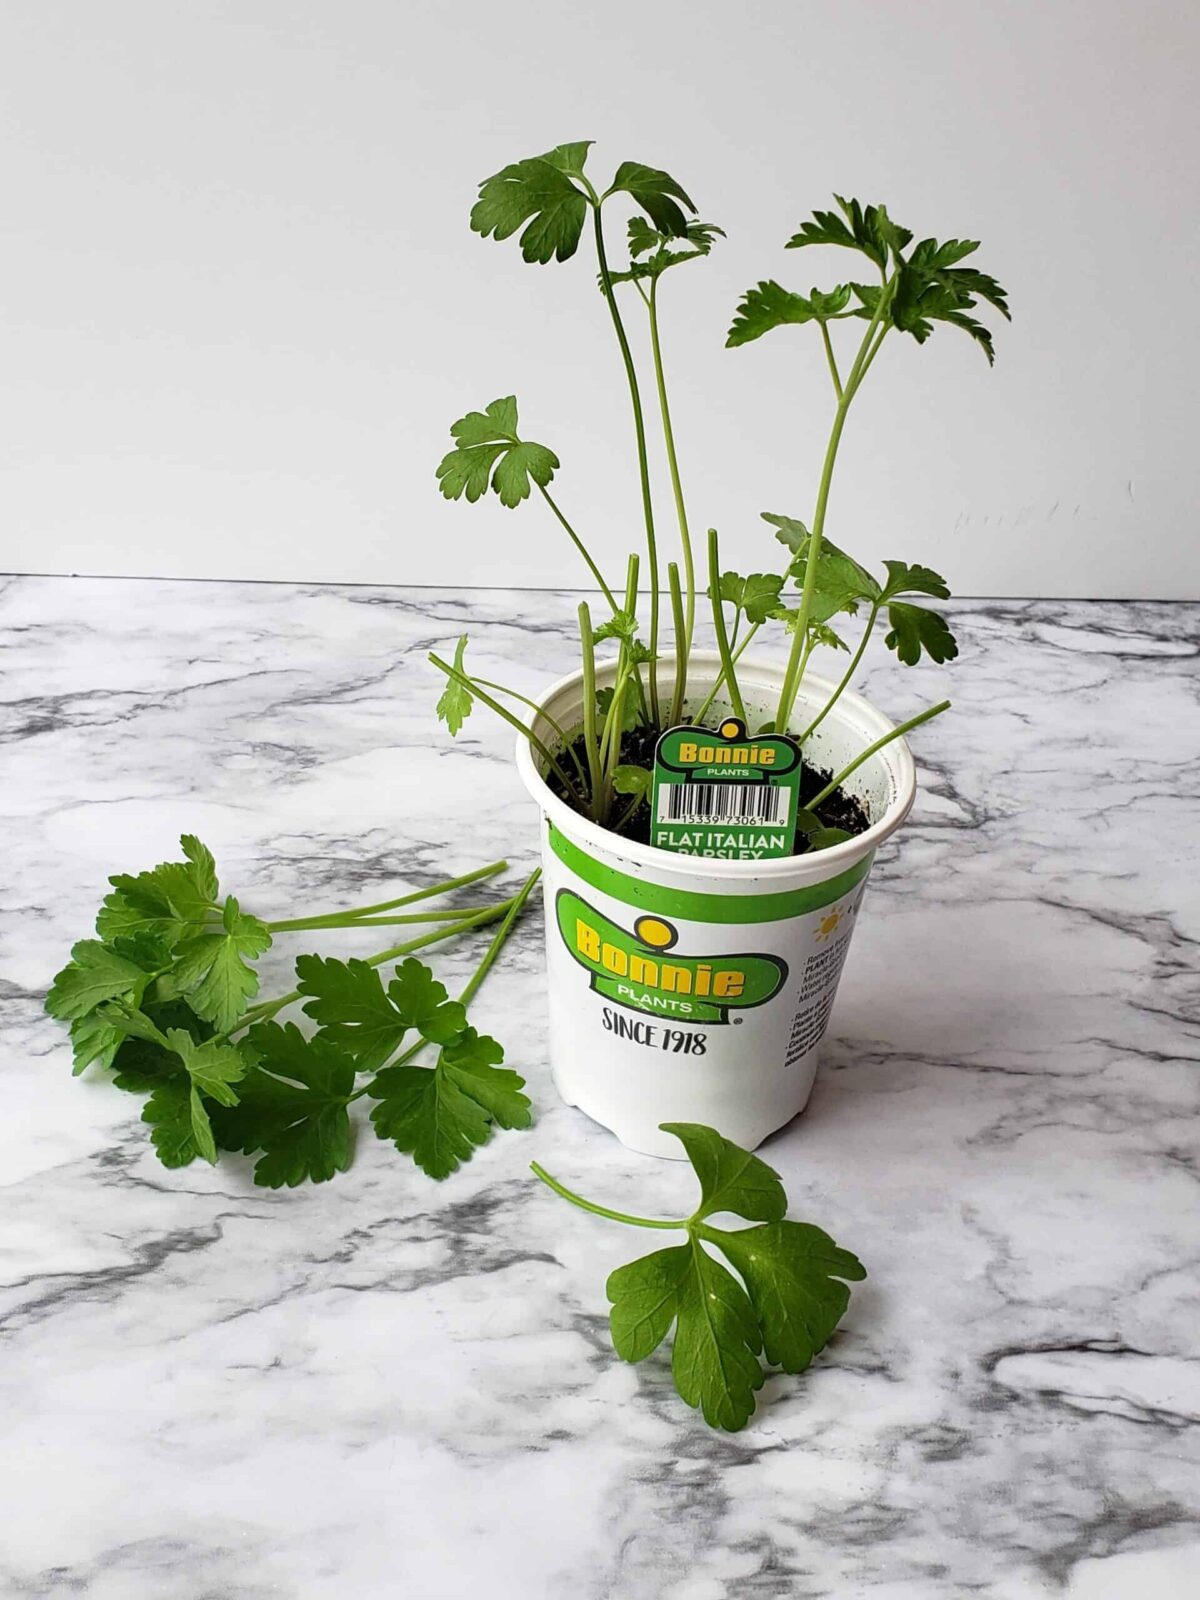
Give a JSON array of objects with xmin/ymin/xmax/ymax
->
[{"xmin": 1, "ymin": 576, "xmax": 1197, "ymax": 1599}]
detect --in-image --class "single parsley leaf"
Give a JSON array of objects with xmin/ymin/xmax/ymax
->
[
  {"xmin": 660, "ymin": 1122, "xmax": 786, "ymax": 1223},
  {"xmin": 442, "ymin": 1028, "xmax": 531, "ymax": 1129},
  {"xmin": 163, "ymin": 1029, "xmax": 245, "ymax": 1105},
  {"xmin": 710, "ymin": 1221, "xmax": 866, "ymax": 1373},
  {"xmin": 142, "ymin": 1078, "xmax": 218, "ymax": 1167},
  {"xmin": 296, "ymin": 954, "xmax": 412, "ymax": 1072},
  {"xmin": 884, "ymin": 602, "xmax": 958, "ymax": 665},
  {"xmin": 606, "ymin": 162, "xmax": 696, "ymax": 237},
  {"xmin": 129, "ymin": 1022, "xmax": 243, "ymax": 1169},
  {"xmin": 98, "ymin": 834, "xmax": 221, "ymax": 943},
  {"xmin": 169, "ymin": 896, "xmax": 271, "ymax": 1033},
  {"xmin": 853, "ymin": 240, "xmax": 1010, "ymax": 364},
  {"xmin": 610, "ymin": 217, "xmax": 724, "ymax": 284},
  {"xmin": 726, "ymin": 281, "xmax": 851, "ymax": 347},
  {"xmin": 108, "ymin": 1001, "xmax": 215, "ymax": 1093},
  {"xmin": 46, "ymin": 940, "xmax": 154, "ymax": 1024},
  {"xmin": 368, "ymin": 1062, "xmax": 489, "ymax": 1180},
  {"xmin": 387, "ymin": 957, "xmax": 467, "ymax": 1044},
  {"xmin": 608, "ymin": 1241, "xmax": 764, "ymax": 1431},
  {"xmin": 212, "ymin": 1022, "xmax": 355, "ymax": 1188},
  {"xmin": 795, "ymin": 809, "xmax": 853, "ymax": 852},
  {"xmin": 436, "ymin": 635, "xmax": 474, "ymax": 737},
  {"xmin": 592, "ymin": 608, "xmax": 638, "ymax": 644},
  {"xmin": 470, "ymin": 148, "xmax": 592, "ymax": 264},
  {"xmin": 613, "ymin": 764, "xmax": 651, "ymax": 798},
  {"xmin": 369, "ymin": 1027, "xmax": 527, "ymax": 1180},
  {"xmin": 879, "ymin": 560, "xmax": 951, "ymax": 602},
  {"xmin": 714, "ymin": 570, "xmax": 786, "ymax": 625},
  {"xmin": 68, "ymin": 1010, "xmax": 127, "ymax": 1076},
  {"xmin": 786, "ymin": 196, "xmax": 911, "ymax": 271},
  {"xmin": 436, "ymin": 396, "xmax": 559, "ymax": 508}
]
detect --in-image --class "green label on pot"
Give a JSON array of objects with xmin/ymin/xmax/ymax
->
[
  {"xmin": 555, "ymin": 887, "xmax": 787, "ymax": 1023},
  {"xmin": 649, "ymin": 718, "xmax": 802, "ymax": 860}
]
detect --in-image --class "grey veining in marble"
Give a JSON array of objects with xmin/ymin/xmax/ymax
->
[{"xmin": 1, "ymin": 577, "xmax": 1197, "ymax": 1599}]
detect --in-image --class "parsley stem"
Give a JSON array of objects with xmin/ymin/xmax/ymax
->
[
  {"xmin": 708, "ymin": 528, "xmax": 746, "ymax": 723},
  {"xmin": 591, "ymin": 198, "xmax": 660, "ymax": 727},
  {"xmin": 470, "ymin": 678, "xmax": 589, "ymax": 794},
  {"xmin": 457, "ymin": 866, "xmax": 540, "ymax": 1008},
  {"xmin": 578, "ymin": 603, "xmax": 604, "ymax": 822},
  {"xmin": 537, "ymin": 484, "xmax": 619, "ymax": 612},
  {"xmin": 264, "ymin": 860, "xmax": 508, "ymax": 932},
  {"xmin": 648, "ymin": 274, "xmax": 696, "ymax": 662},
  {"xmin": 820, "ymin": 321, "xmax": 843, "ymax": 399},
  {"xmin": 798, "ymin": 602, "xmax": 880, "ymax": 746},
  {"xmin": 529, "ymin": 1163, "xmax": 683, "ymax": 1229},
  {"xmin": 805, "ymin": 699, "xmax": 950, "ymax": 811},
  {"xmin": 775, "ymin": 271, "xmax": 898, "ymax": 733},
  {"xmin": 667, "ymin": 560, "xmax": 687, "ymax": 726},
  {"xmin": 429, "ymin": 653, "xmax": 580, "ymax": 800}
]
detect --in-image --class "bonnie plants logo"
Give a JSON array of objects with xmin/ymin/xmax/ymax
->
[{"xmin": 555, "ymin": 888, "xmax": 787, "ymax": 1024}]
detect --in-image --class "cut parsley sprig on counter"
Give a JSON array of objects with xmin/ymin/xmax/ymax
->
[
  {"xmin": 533, "ymin": 1123, "xmax": 865, "ymax": 1431},
  {"xmin": 45, "ymin": 835, "xmax": 540, "ymax": 1185}
]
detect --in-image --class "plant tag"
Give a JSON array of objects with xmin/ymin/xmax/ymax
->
[{"xmin": 650, "ymin": 718, "xmax": 802, "ymax": 860}]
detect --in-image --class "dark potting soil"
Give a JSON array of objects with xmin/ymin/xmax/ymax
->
[{"xmin": 549, "ymin": 727, "xmax": 871, "ymax": 856}]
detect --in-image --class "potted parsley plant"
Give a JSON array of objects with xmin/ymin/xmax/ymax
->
[{"xmin": 432, "ymin": 143, "xmax": 1009, "ymax": 1156}]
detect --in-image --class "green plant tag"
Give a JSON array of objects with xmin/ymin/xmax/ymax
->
[{"xmin": 650, "ymin": 718, "xmax": 802, "ymax": 860}]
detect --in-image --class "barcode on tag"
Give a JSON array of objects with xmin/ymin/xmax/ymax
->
[{"xmin": 659, "ymin": 782, "xmax": 789, "ymax": 826}]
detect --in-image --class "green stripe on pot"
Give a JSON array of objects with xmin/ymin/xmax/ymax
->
[{"xmin": 547, "ymin": 824, "xmax": 873, "ymax": 924}]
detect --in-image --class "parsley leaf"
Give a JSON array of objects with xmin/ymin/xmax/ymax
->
[
  {"xmin": 436, "ymin": 396, "xmax": 559, "ymax": 508},
  {"xmin": 46, "ymin": 940, "xmax": 153, "ymax": 1024},
  {"xmin": 613, "ymin": 764, "xmax": 651, "ymax": 799},
  {"xmin": 852, "ymin": 236, "xmax": 1010, "ymax": 363},
  {"xmin": 169, "ymin": 896, "xmax": 272, "ymax": 1033},
  {"xmin": 388, "ymin": 957, "xmax": 469, "ymax": 1043},
  {"xmin": 710, "ymin": 1221, "xmax": 865, "ymax": 1373},
  {"xmin": 661, "ymin": 1122, "xmax": 786, "ymax": 1222},
  {"xmin": 368, "ymin": 1026, "xmax": 529, "ymax": 1180},
  {"xmin": 609, "ymin": 1241, "xmax": 764, "ymax": 1431},
  {"xmin": 470, "ymin": 145, "xmax": 592, "ymax": 264},
  {"xmin": 609, "ymin": 217, "xmax": 724, "ymax": 285},
  {"xmin": 713, "ymin": 571, "xmax": 787, "ymax": 625},
  {"xmin": 296, "ymin": 953, "xmax": 466, "ymax": 1072},
  {"xmin": 884, "ymin": 602, "xmax": 958, "ymax": 665},
  {"xmin": 878, "ymin": 561, "xmax": 957, "ymax": 664},
  {"xmin": 605, "ymin": 162, "xmax": 696, "ymax": 236},
  {"xmin": 125, "ymin": 1026, "xmax": 245, "ymax": 1168},
  {"xmin": 534, "ymin": 1122, "xmax": 865, "ymax": 1431},
  {"xmin": 212, "ymin": 1022, "xmax": 355, "ymax": 1188},
  {"xmin": 726, "ymin": 281, "xmax": 852, "ymax": 347},
  {"xmin": 98, "ymin": 833, "xmax": 219, "ymax": 944},
  {"xmin": 786, "ymin": 196, "xmax": 912, "ymax": 271},
  {"xmin": 435, "ymin": 634, "xmax": 474, "ymax": 736}
]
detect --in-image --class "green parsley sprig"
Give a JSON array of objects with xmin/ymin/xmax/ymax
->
[
  {"xmin": 533, "ymin": 1123, "xmax": 865, "ymax": 1431},
  {"xmin": 46, "ymin": 835, "xmax": 540, "ymax": 1185}
]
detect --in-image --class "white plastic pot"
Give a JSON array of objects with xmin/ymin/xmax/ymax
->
[{"xmin": 516, "ymin": 652, "xmax": 916, "ymax": 1158}]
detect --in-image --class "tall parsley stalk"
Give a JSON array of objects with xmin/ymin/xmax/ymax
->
[
  {"xmin": 774, "ymin": 271, "xmax": 896, "ymax": 734},
  {"xmin": 584, "ymin": 182, "xmax": 662, "ymax": 728}
]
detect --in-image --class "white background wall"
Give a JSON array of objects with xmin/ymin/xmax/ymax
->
[{"xmin": 3, "ymin": 0, "xmax": 1196, "ymax": 598}]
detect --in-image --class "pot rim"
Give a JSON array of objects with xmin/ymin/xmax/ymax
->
[{"xmin": 514, "ymin": 650, "xmax": 917, "ymax": 882}]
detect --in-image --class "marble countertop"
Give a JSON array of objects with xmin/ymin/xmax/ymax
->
[{"xmin": 2, "ymin": 577, "xmax": 1197, "ymax": 1599}]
